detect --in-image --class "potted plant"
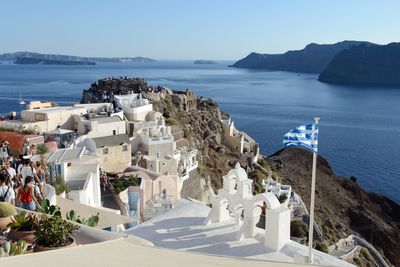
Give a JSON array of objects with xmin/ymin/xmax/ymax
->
[
  {"xmin": 8, "ymin": 212, "xmax": 37, "ymax": 243},
  {"xmin": 0, "ymin": 202, "xmax": 16, "ymax": 231},
  {"xmin": 33, "ymin": 214, "xmax": 79, "ymax": 252},
  {"xmin": 0, "ymin": 240, "xmax": 30, "ymax": 257}
]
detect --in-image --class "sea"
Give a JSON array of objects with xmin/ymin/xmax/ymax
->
[{"xmin": 0, "ymin": 60, "xmax": 399, "ymax": 204}]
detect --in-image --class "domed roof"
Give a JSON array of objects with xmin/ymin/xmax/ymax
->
[{"xmin": 227, "ymin": 162, "xmax": 248, "ymax": 181}]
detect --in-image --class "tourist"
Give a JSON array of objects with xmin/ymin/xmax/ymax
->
[
  {"xmin": 16, "ymin": 176, "xmax": 37, "ymax": 211},
  {"xmin": 4, "ymin": 160, "xmax": 16, "ymax": 188},
  {"xmin": 0, "ymin": 172, "xmax": 15, "ymax": 204},
  {"xmin": 35, "ymin": 161, "xmax": 46, "ymax": 192},
  {"xmin": 0, "ymin": 141, "xmax": 10, "ymax": 164},
  {"xmin": 12, "ymin": 154, "xmax": 24, "ymax": 172},
  {"xmin": 27, "ymin": 144, "xmax": 35, "ymax": 156},
  {"xmin": 19, "ymin": 158, "xmax": 36, "ymax": 185}
]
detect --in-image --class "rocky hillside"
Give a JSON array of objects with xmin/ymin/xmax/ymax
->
[
  {"xmin": 152, "ymin": 95, "xmax": 248, "ymax": 193},
  {"xmin": 266, "ymin": 148, "xmax": 399, "ymax": 266},
  {"xmin": 319, "ymin": 42, "xmax": 400, "ymax": 86},
  {"xmin": 230, "ymin": 41, "xmax": 372, "ymax": 73}
]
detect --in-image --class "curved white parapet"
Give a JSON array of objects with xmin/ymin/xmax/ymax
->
[{"xmin": 42, "ymin": 183, "xmax": 57, "ymax": 205}]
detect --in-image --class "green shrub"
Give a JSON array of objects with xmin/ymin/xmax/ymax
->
[
  {"xmin": 166, "ymin": 117, "xmax": 180, "ymax": 126},
  {"xmin": 291, "ymin": 220, "xmax": 308, "ymax": 238},
  {"xmin": 110, "ymin": 175, "xmax": 141, "ymax": 194},
  {"xmin": 360, "ymin": 247, "xmax": 374, "ymax": 262},
  {"xmin": 315, "ymin": 241, "xmax": 329, "ymax": 253},
  {"xmin": 278, "ymin": 194, "xmax": 288, "ymax": 203},
  {"xmin": 48, "ymin": 174, "xmax": 69, "ymax": 195}
]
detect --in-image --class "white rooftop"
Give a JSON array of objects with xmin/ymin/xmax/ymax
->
[
  {"xmin": 125, "ymin": 202, "xmax": 354, "ymax": 267},
  {"xmin": 22, "ymin": 106, "xmax": 86, "ymax": 114},
  {"xmin": 47, "ymin": 147, "xmax": 86, "ymax": 163}
]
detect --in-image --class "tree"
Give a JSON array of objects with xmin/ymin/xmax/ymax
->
[{"xmin": 35, "ymin": 143, "xmax": 49, "ymax": 168}]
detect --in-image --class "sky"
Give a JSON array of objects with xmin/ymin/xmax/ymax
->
[{"xmin": 0, "ymin": 0, "xmax": 399, "ymax": 60}]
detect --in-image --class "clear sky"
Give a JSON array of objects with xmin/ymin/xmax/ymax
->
[{"xmin": 0, "ymin": 0, "xmax": 399, "ymax": 60}]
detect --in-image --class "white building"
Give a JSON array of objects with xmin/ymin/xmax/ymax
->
[
  {"xmin": 221, "ymin": 117, "xmax": 259, "ymax": 162},
  {"xmin": 5, "ymin": 106, "xmax": 87, "ymax": 133},
  {"xmin": 74, "ymin": 113, "xmax": 126, "ymax": 138},
  {"xmin": 46, "ymin": 146, "xmax": 101, "ymax": 207},
  {"xmin": 263, "ymin": 178, "xmax": 292, "ymax": 205},
  {"xmin": 115, "ymin": 93, "xmax": 198, "ymax": 180}
]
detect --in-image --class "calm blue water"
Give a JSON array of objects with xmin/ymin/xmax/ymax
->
[{"xmin": 1, "ymin": 61, "xmax": 400, "ymax": 203}]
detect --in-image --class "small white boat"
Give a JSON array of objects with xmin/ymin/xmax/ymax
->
[{"xmin": 18, "ymin": 92, "xmax": 25, "ymax": 105}]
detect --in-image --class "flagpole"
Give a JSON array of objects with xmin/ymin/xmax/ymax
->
[{"xmin": 308, "ymin": 117, "xmax": 319, "ymax": 264}]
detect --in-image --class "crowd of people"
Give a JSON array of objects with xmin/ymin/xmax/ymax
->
[{"xmin": 0, "ymin": 140, "xmax": 45, "ymax": 211}]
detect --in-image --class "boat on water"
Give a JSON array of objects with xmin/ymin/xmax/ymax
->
[{"xmin": 18, "ymin": 92, "xmax": 25, "ymax": 105}]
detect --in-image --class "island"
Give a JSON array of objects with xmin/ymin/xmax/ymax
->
[
  {"xmin": 230, "ymin": 41, "xmax": 372, "ymax": 73},
  {"xmin": 194, "ymin": 60, "xmax": 216, "ymax": 64},
  {"xmin": 0, "ymin": 52, "xmax": 156, "ymax": 63},
  {"xmin": 318, "ymin": 42, "xmax": 400, "ymax": 86},
  {"xmin": 14, "ymin": 57, "xmax": 96, "ymax": 65}
]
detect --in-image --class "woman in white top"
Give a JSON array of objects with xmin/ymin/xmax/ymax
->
[{"xmin": 0, "ymin": 171, "xmax": 15, "ymax": 204}]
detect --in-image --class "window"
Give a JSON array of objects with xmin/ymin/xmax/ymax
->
[
  {"xmin": 156, "ymin": 152, "xmax": 160, "ymax": 158},
  {"xmin": 113, "ymin": 130, "xmax": 116, "ymax": 135},
  {"xmin": 122, "ymin": 145, "xmax": 128, "ymax": 152},
  {"xmin": 35, "ymin": 113, "xmax": 46, "ymax": 121},
  {"xmin": 162, "ymin": 162, "xmax": 166, "ymax": 166},
  {"xmin": 103, "ymin": 148, "xmax": 108, "ymax": 155}
]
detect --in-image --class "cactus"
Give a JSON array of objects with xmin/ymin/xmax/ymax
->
[
  {"xmin": 66, "ymin": 210, "xmax": 99, "ymax": 227},
  {"xmin": 0, "ymin": 203, "xmax": 16, "ymax": 218},
  {"xmin": 36, "ymin": 199, "xmax": 61, "ymax": 217},
  {"xmin": 0, "ymin": 248, "xmax": 5, "ymax": 257},
  {"xmin": 10, "ymin": 240, "xmax": 29, "ymax": 255},
  {"xmin": 0, "ymin": 240, "xmax": 30, "ymax": 257},
  {"xmin": 2, "ymin": 241, "xmax": 10, "ymax": 254}
]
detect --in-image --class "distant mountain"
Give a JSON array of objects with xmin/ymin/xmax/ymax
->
[
  {"xmin": 14, "ymin": 57, "xmax": 96, "ymax": 65},
  {"xmin": 0, "ymin": 52, "xmax": 156, "ymax": 63},
  {"xmin": 194, "ymin": 60, "xmax": 216, "ymax": 64},
  {"xmin": 230, "ymin": 41, "xmax": 374, "ymax": 73},
  {"xmin": 319, "ymin": 43, "xmax": 400, "ymax": 86}
]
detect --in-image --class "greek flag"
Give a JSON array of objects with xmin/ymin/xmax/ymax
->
[{"xmin": 283, "ymin": 124, "xmax": 319, "ymax": 153}]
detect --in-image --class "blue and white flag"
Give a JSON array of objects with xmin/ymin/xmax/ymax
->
[{"xmin": 283, "ymin": 123, "xmax": 319, "ymax": 153}]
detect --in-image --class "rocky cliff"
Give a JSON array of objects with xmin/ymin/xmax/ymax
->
[
  {"xmin": 230, "ymin": 41, "xmax": 372, "ymax": 73},
  {"xmin": 266, "ymin": 148, "xmax": 399, "ymax": 266},
  {"xmin": 319, "ymin": 42, "xmax": 400, "ymax": 86}
]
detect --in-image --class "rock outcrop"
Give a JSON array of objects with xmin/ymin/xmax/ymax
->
[
  {"xmin": 319, "ymin": 42, "xmax": 400, "ymax": 86},
  {"xmin": 230, "ymin": 41, "xmax": 372, "ymax": 73},
  {"xmin": 267, "ymin": 148, "xmax": 400, "ymax": 266}
]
